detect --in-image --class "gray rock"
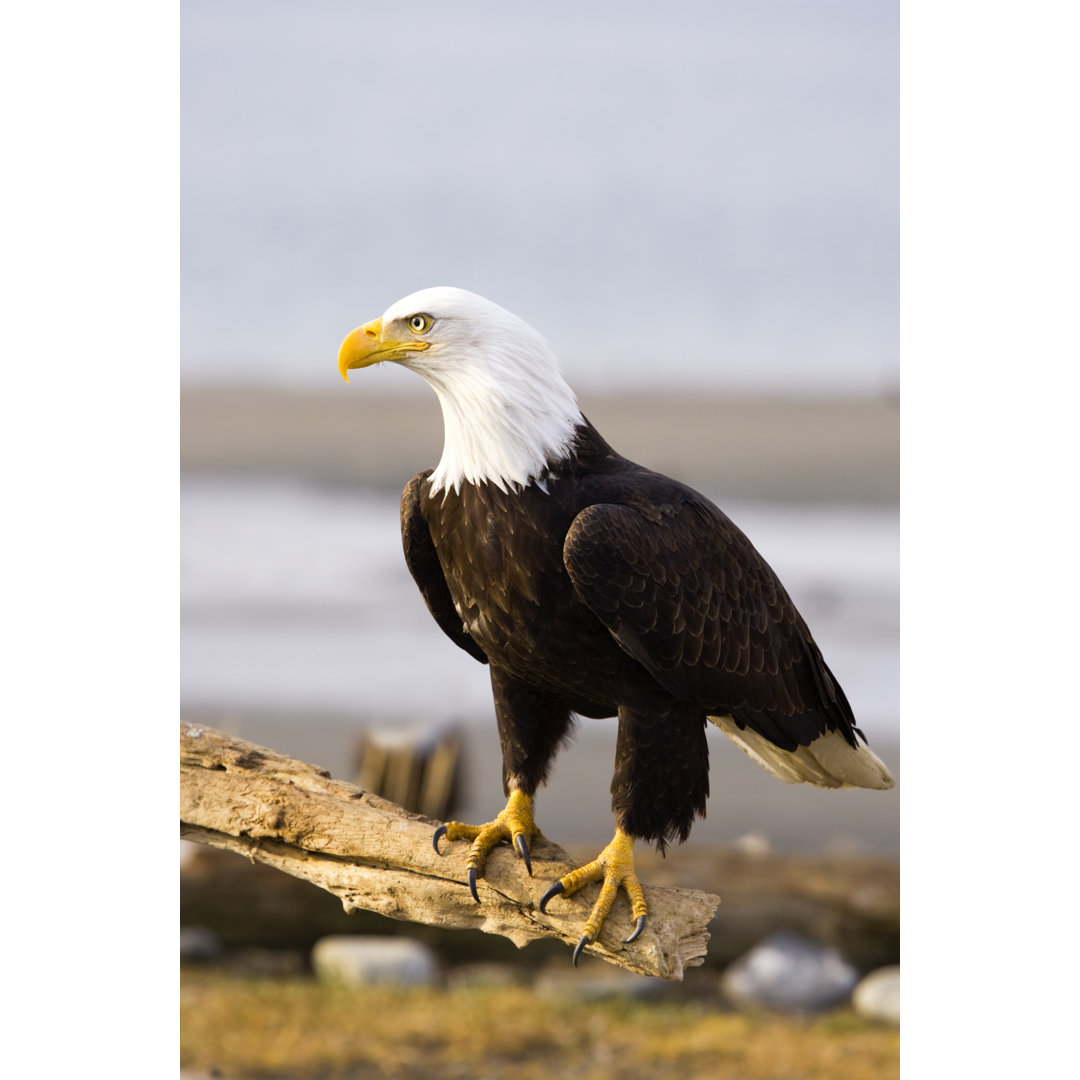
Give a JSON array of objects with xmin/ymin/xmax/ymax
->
[
  {"xmin": 179, "ymin": 926, "xmax": 221, "ymax": 964},
  {"xmin": 721, "ymin": 931, "xmax": 859, "ymax": 1013},
  {"xmin": 853, "ymin": 965, "xmax": 900, "ymax": 1024},
  {"xmin": 311, "ymin": 935, "xmax": 438, "ymax": 987}
]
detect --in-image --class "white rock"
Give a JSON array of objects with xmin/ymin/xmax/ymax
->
[
  {"xmin": 853, "ymin": 965, "xmax": 900, "ymax": 1024},
  {"xmin": 721, "ymin": 931, "xmax": 859, "ymax": 1013},
  {"xmin": 733, "ymin": 830, "xmax": 772, "ymax": 856},
  {"xmin": 311, "ymin": 935, "xmax": 438, "ymax": 987}
]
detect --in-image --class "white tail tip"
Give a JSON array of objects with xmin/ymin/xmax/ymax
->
[{"xmin": 709, "ymin": 714, "xmax": 896, "ymax": 790}]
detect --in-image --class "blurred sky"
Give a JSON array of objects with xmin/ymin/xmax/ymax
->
[{"xmin": 181, "ymin": 0, "xmax": 898, "ymax": 393}]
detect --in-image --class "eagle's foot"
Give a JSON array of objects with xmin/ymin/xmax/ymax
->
[
  {"xmin": 538, "ymin": 829, "xmax": 648, "ymax": 966},
  {"xmin": 432, "ymin": 789, "xmax": 538, "ymax": 901}
]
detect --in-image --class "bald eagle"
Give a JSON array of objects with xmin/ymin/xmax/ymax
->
[{"xmin": 338, "ymin": 287, "xmax": 894, "ymax": 965}]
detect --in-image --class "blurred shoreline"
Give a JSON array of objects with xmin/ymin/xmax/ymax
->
[{"xmin": 181, "ymin": 384, "xmax": 899, "ymax": 506}]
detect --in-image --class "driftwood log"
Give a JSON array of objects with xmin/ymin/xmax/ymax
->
[{"xmin": 180, "ymin": 722, "xmax": 720, "ymax": 981}]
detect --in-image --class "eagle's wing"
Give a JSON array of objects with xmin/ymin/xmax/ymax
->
[
  {"xmin": 401, "ymin": 472, "xmax": 488, "ymax": 664},
  {"xmin": 562, "ymin": 497, "xmax": 857, "ymax": 752}
]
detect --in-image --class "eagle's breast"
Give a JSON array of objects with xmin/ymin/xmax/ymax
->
[{"xmin": 418, "ymin": 469, "xmax": 636, "ymax": 706}]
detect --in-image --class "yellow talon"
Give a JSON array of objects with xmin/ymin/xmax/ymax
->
[
  {"xmin": 539, "ymin": 829, "xmax": 648, "ymax": 962},
  {"xmin": 433, "ymin": 790, "xmax": 539, "ymax": 899}
]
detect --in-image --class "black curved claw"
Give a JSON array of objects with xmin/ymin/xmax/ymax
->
[
  {"xmin": 432, "ymin": 824, "xmax": 448, "ymax": 855},
  {"xmin": 513, "ymin": 833, "xmax": 532, "ymax": 875},
  {"xmin": 572, "ymin": 933, "xmax": 592, "ymax": 967},
  {"xmin": 538, "ymin": 880, "xmax": 564, "ymax": 914},
  {"xmin": 467, "ymin": 866, "xmax": 480, "ymax": 903},
  {"xmin": 623, "ymin": 914, "xmax": 647, "ymax": 944}
]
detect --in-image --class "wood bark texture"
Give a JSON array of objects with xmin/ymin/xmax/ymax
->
[{"xmin": 180, "ymin": 722, "xmax": 721, "ymax": 981}]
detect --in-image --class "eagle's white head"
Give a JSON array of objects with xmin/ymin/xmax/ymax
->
[{"xmin": 338, "ymin": 287, "xmax": 582, "ymax": 494}]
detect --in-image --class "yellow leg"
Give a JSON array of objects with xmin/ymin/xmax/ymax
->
[
  {"xmin": 433, "ymin": 789, "xmax": 538, "ymax": 901},
  {"xmin": 538, "ymin": 828, "xmax": 648, "ymax": 965}
]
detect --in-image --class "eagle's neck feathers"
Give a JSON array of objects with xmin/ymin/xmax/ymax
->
[{"xmin": 413, "ymin": 318, "xmax": 582, "ymax": 495}]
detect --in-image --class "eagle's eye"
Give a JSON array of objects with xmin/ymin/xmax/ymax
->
[{"xmin": 408, "ymin": 313, "xmax": 433, "ymax": 334}]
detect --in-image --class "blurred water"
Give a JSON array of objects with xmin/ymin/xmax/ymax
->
[
  {"xmin": 180, "ymin": 476, "xmax": 899, "ymax": 737},
  {"xmin": 181, "ymin": 0, "xmax": 897, "ymax": 393}
]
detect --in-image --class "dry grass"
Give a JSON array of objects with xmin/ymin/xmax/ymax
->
[{"xmin": 181, "ymin": 969, "xmax": 899, "ymax": 1080}]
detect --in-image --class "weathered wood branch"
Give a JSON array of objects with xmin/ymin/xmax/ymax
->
[{"xmin": 180, "ymin": 722, "xmax": 720, "ymax": 981}]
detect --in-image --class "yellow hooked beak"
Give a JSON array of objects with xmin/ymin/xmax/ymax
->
[{"xmin": 337, "ymin": 317, "xmax": 431, "ymax": 382}]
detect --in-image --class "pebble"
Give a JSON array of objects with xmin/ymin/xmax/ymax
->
[
  {"xmin": 733, "ymin": 830, "xmax": 772, "ymax": 857},
  {"xmin": 721, "ymin": 931, "xmax": 859, "ymax": 1013},
  {"xmin": 179, "ymin": 926, "xmax": 222, "ymax": 964},
  {"xmin": 853, "ymin": 965, "xmax": 900, "ymax": 1024},
  {"xmin": 311, "ymin": 935, "xmax": 439, "ymax": 987}
]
